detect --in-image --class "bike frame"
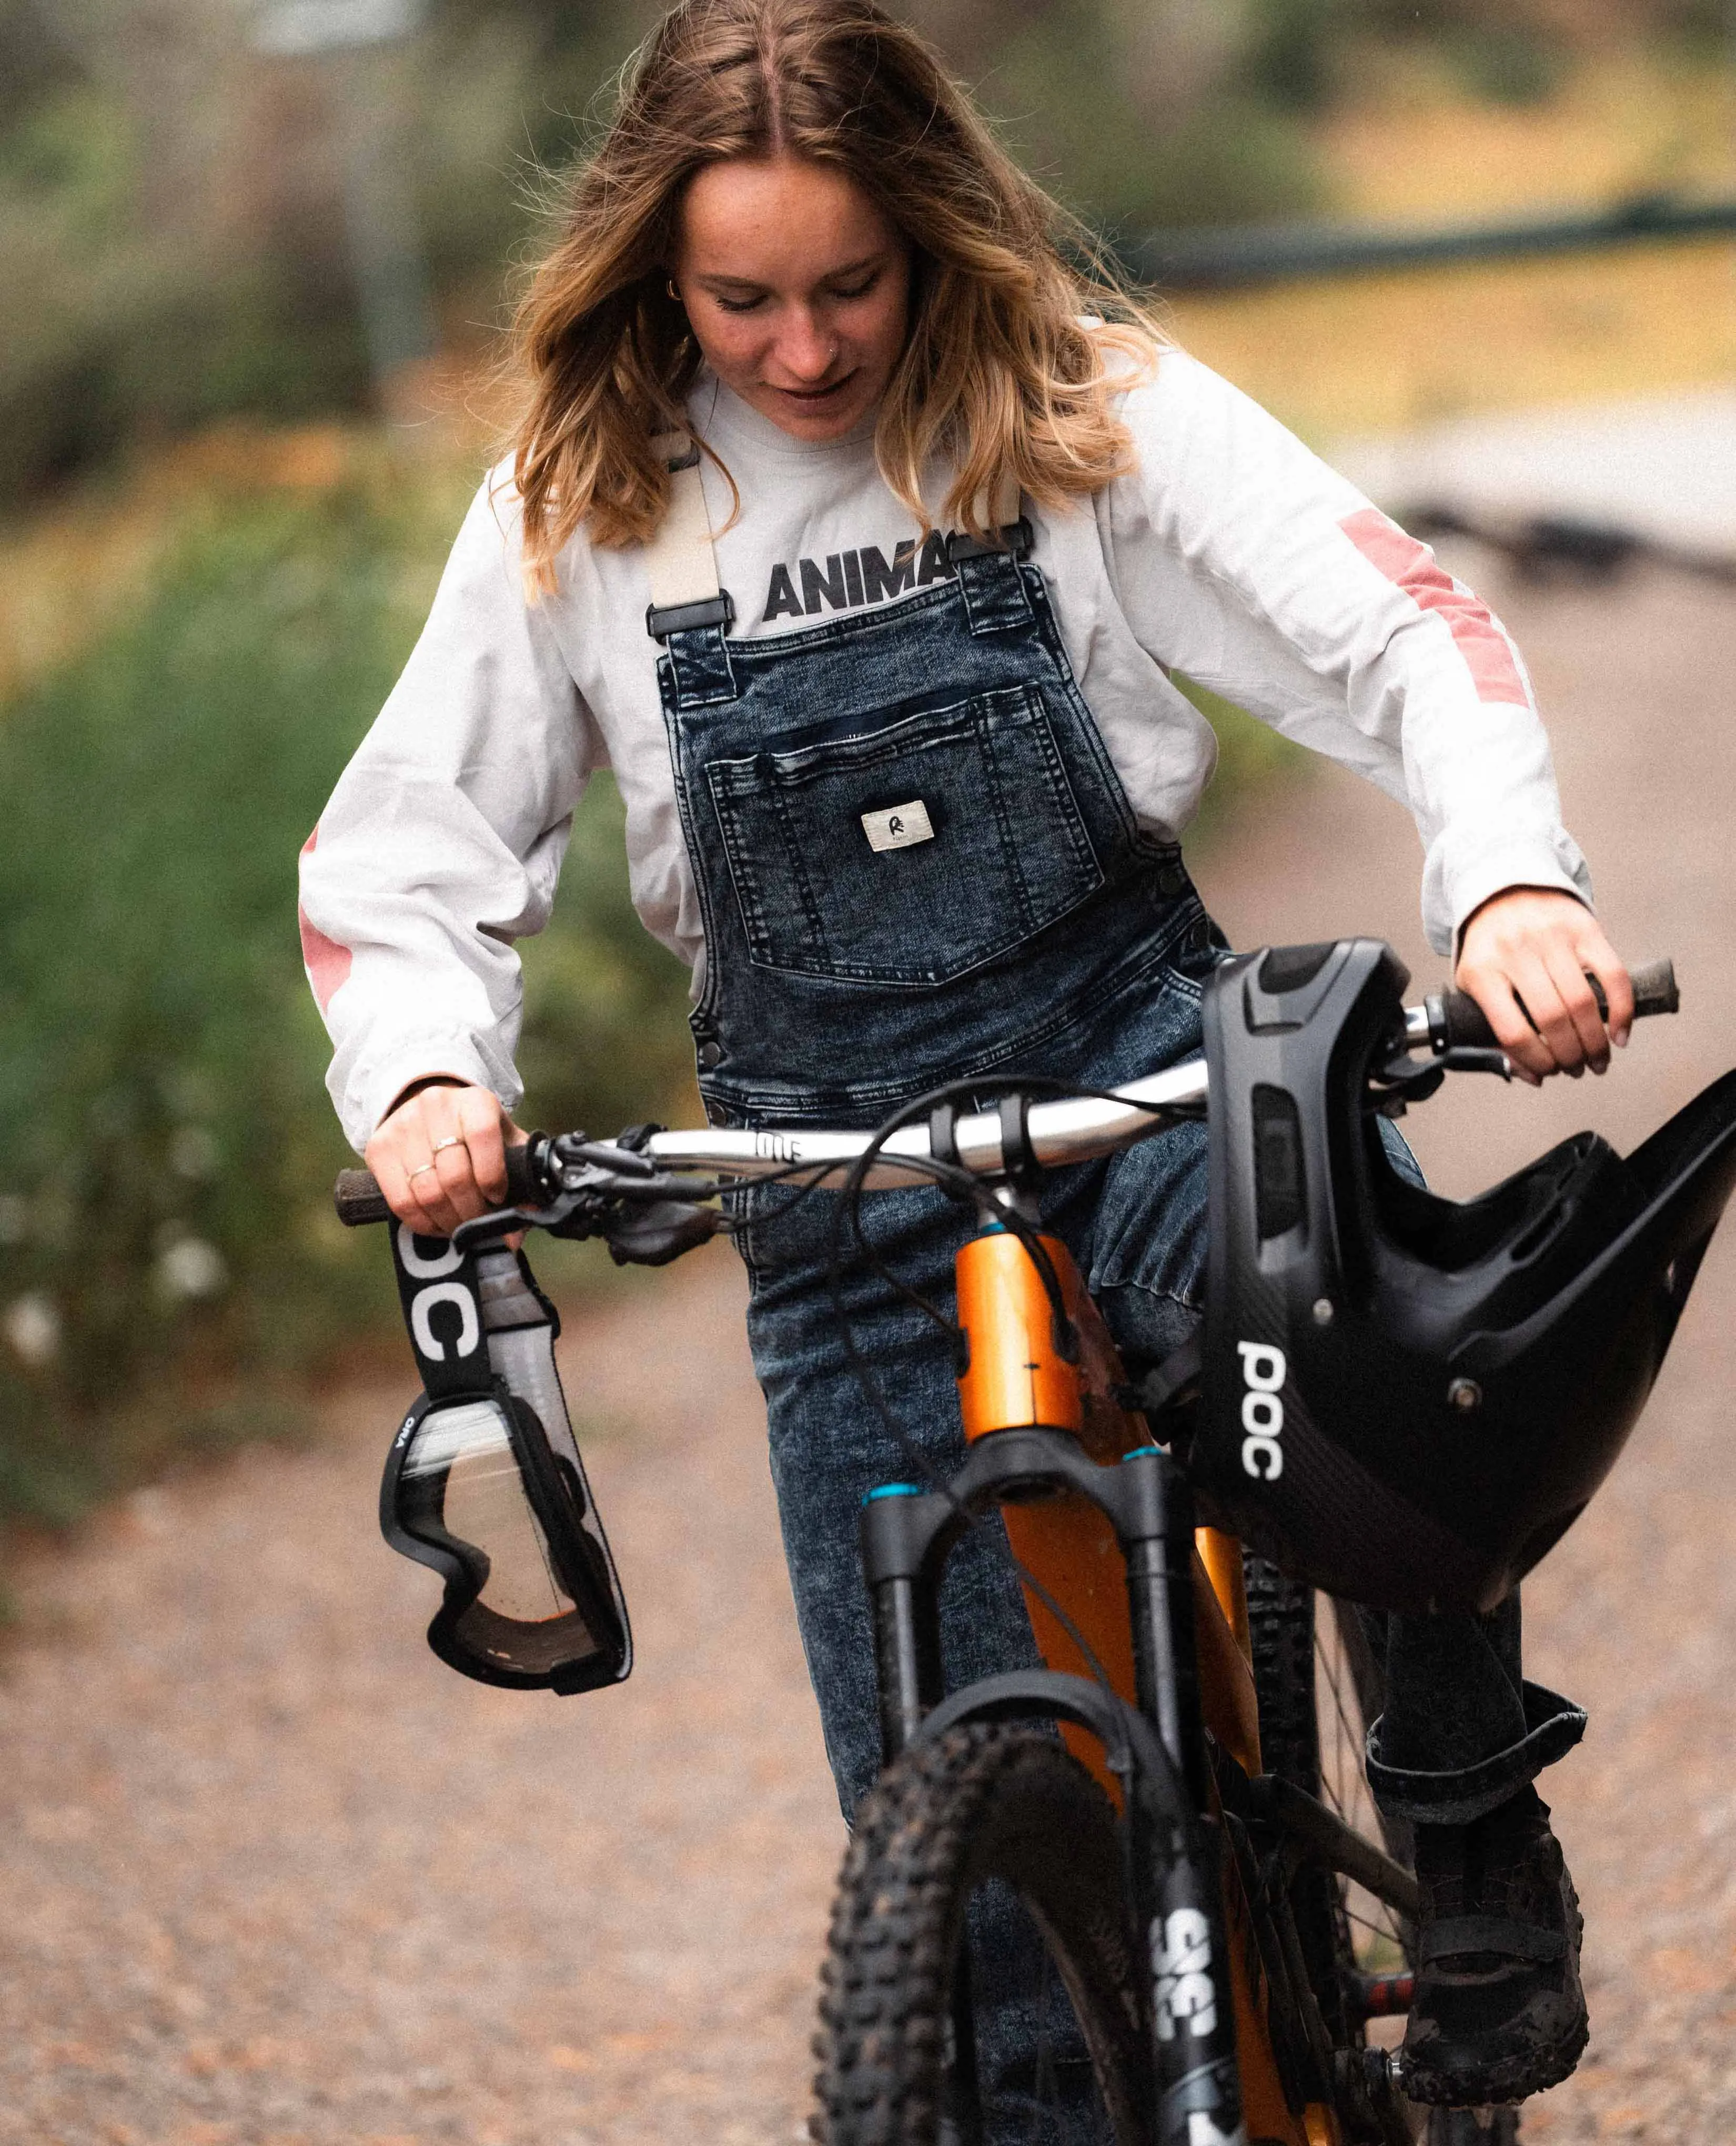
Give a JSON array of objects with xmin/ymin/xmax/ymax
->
[
  {"xmin": 335, "ymin": 946, "xmax": 1684, "ymax": 2146},
  {"xmin": 859, "ymin": 1208, "xmax": 1417, "ymax": 2146},
  {"xmin": 337, "ymin": 953, "xmax": 1676, "ymax": 2139}
]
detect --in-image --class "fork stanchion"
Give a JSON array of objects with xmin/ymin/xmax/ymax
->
[
  {"xmin": 1114, "ymin": 1450, "xmax": 1250, "ymax": 2146},
  {"xmin": 1119, "ymin": 1452, "xmax": 1209, "ymax": 1813},
  {"xmin": 860, "ymin": 1485, "xmax": 948, "ymax": 1766}
]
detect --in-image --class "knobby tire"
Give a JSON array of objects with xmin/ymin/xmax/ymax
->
[
  {"xmin": 1243, "ymin": 1557, "xmax": 1367, "ymax": 2057},
  {"xmin": 812, "ymin": 1722, "xmax": 1149, "ymax": 2145}
]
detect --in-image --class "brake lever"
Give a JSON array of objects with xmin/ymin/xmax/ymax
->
[
  {"xmin": 1368, "ymin": 1042, "xmax": 1512, "ymax": 1119},
  {"xmin": 451, "ymin": 1193, "xmax": 603, "ymax": 1248},
  {"xmin": 449, "ymin": 1161, "xmax": 635, "ymax": 1248},
  {"xmin": 1439, "ymin": 1046, "xmax": 1513, "ymax": 1079}
]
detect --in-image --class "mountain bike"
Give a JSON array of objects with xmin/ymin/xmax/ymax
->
[{"xmin": 334, "ymin": 939, "xmax": 1731, "ymax": 2146}]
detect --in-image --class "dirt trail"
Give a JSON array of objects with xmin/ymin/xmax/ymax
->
[
  {"xmin": 3, "ymin": 556, "xmax": 1734, "ymax": 2144},
  {"xmin": 0, "ymin": 1256, "xmax": 839, "ymax": 2146}
]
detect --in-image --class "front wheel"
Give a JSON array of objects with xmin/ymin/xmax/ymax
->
[
  {"xmin": 812, "ymin": 1723, "xmax": 1149, "ymax": 2144},
  {"xmin": 1244, "ymin": 1557, "xmax": 1430, "ymax": 2142}
]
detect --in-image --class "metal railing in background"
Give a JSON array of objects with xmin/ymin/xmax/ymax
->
[
  {"xmin": 1130, "ymin": 192, "xmax": 1736, "ymax": 292},
  {"xmin": 1402, "ymin": 507, "xmax": 1736, "ymax": 589}
]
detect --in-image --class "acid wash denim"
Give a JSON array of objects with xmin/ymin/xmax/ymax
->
[{"xmin": 651, "ymin": 536, "xmax": 1582, "ymax": 2140}]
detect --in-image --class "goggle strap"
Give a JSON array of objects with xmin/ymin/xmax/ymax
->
[
  {"xmin": 380, "ymin": 1229, "xmax": 636, "ymax": 1695},
  {"xmin": 389, "ymin": 1223, "xmax": 495, "ymax": 1401}
]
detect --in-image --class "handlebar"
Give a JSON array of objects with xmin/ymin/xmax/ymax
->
[
  {"xmin": 333, "ymin": 956, "xmax": 1679, "ymax": 1228},
  {"xmin": 334, "ymin": 1141, "xmax": 542, "ymax": 1228},
  {"xmin": 1410, "ymin": 955, "xmax": 1679, "ymax": 1055},
  {"xmin": 330, "ymin": 1054, "xmax": 1215, "ymax": 1224}
]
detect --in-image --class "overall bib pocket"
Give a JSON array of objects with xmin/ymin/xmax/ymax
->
[{"xmin": 704, "ymin": 682, "xmax": 1103, "ymax": 987}]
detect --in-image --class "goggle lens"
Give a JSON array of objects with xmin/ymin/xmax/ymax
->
[
  {"xmin": 389, "ymin": 1393, "xmax": 629, "ymax": 1691},
  {"xmin": 408, "ymin": 1400, "xmax": 575, "ymax": 1626}
]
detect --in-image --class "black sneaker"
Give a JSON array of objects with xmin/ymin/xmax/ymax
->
[{"xmin": 1401, "ymin": 1785, "xmax": 1589, "ymax": 2106}]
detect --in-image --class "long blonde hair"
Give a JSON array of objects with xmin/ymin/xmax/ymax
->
[{"xmin": 508, "ymin": 0, "xmax": 1164, "ymax": 591}]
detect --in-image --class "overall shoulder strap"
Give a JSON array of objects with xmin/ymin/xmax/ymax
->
[
  {"xmin": 947, "ymin": 467, "xmax": 1035, "ymax": 635},
  {"xmin": 983, "ymin": 467, "xmax": 1024, "ymax": 529},
  {"xmin": 643, "ymin": 432, "xmax": 734, "ymax": 641},
  {"xmin": 946, "ymin": 467, "xmax": 1030, "ymax": 561}
]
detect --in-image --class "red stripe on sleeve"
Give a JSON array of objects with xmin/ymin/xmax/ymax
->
[
  {"xmin": 1339, "ymin": 507, "xmax": 1529, "ymax": 707},
  {"xmin": 298, "ymin": 826, "xmax": 354, "ymax": 1014}
]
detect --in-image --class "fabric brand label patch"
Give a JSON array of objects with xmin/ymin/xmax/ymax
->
[{"xmin": 861, "ymin": 801, "xmax": 935, "ymax": 853}]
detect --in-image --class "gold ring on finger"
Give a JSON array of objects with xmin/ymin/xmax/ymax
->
[
  {"xmin": 408, "ymin": 1162, "xmax": 439, "ymax": 1180},
  {"xmin": 430, "ymin": 1135, "xmax": 466, "ymax": 1155}
]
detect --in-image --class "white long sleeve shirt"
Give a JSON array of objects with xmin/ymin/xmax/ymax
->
[{"xmin": 301, "ymin": 350, "xmax": 1591, "ymax": 1152}]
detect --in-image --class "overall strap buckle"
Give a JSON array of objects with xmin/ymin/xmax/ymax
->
[
  {"xmin": 946, "ymin": 469, "xmax": 1035, "ymax": 636},
  {"xmin": 646, "ymin": 590, "xmax": 735, "ymax": 642},
  {"xmin": 945, "ymin": 517, "xmax": 1034, "ymax": 565},
  {"xmin": 947, "ymin": 519, "xmax": 1036, "ymax": 636}
]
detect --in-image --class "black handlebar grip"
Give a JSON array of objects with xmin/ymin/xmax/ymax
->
[
  {"xmin": 331, "ymin": 1139, "xmax": 547, "ymax": 1229},
  {"xmin": 1629, "ymin": 956, "xmax": 1681, "ymax": 1019},
  {"xmin": 334, "ymin": 1169, "xmax": 392, "ymax": 1227},
  {"xmin": 504, "ymin": 1141, "xmax": 543, "ymax": 1203},
  {"xmin": 1433, "ymin": 956, "xmax": 1678, "ymax": 1052}
]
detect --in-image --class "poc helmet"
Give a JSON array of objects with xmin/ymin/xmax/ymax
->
[{"xmin": 1191, "ymin": 938, "xmax": 1736, "ymax": 1614}]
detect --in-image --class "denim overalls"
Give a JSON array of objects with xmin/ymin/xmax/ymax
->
[
  {"xmin": 651, "ymin": 480, "xmax": 1219, "ymax": 1753},
  {"xmin": 642, "ymin": 452, "xmax": 1582, "ymax": 2135}
]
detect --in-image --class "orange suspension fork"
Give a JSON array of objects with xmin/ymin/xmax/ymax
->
[
  {"xmin": 952, "ymin": 1218, "xmax": 1331, "ymax": 2146},
  {"xmin": 953, "ymin": 1224, "xmax": 1261, "ymax": 1786}
]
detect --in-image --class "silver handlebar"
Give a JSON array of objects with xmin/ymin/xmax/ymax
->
[
  {"xmin": 627, "ymin": 1059, "xmax": 1214, "ymax": 1190},
  {"xmin": 620, "ymin": 1006, "xmax": 1441, "ymax": 1192},
  {"xmin": 336, "ymin": 967, "xmax": 1674, "ymax": 1227}
]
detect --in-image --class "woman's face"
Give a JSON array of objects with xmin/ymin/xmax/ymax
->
[{"xmin": 673, "ymin": 155, "xmax": 910, "ymax": 442}]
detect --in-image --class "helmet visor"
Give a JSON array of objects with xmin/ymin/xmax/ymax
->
[{"xmin": 385, "ymin": 1392, "xmax": 629, "ymax": 1692}]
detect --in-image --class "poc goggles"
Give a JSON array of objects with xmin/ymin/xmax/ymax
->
[
  {"xmin": 383, "ymin": 1223, "xmax": 631, "ymax": 1694},
  {"xmin": 382, "ymin": 1387, "xmax": 630, "ymax": 1692}
]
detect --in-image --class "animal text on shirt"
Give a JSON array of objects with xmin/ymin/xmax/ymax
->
[{"xmin": 761, "ymin": 531, "xmax": 954, "ymax": 625}]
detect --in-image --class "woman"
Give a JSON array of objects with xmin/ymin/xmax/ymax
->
[{"xmin": 301, "ymin": 0, "xmax": 1626, "ymax": 2125}]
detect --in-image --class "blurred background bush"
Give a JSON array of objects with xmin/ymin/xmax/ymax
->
[
  {"xmin": 0, "ymin": 430, "xmax": 705, "ymax": 1531},
  {"xmin": 0, "ymin": 0, "xmax": 1731, "ymax": 1541},
  {"xmin": 6, "ymin": 0, "xmax": 1728, "ymax": 507}
]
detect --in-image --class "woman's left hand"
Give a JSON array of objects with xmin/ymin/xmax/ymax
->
[{"xmin": 1455, "ymin": 887, "xmax": 1634, "ymax": 1086}]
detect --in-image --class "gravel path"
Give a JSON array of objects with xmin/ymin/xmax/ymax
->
[
  {"xmin": 0, "ymin": 1257, "xmax": 841, "ymax": 2145},
  {"xmin": 3, "ymin": 556, "xmax": 1733, "ymax": 2144}
]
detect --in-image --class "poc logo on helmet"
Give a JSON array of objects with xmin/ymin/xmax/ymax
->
[{"xmin": 1237, "ymin": 1341, "xmax": 1287, "ymax": 1481}]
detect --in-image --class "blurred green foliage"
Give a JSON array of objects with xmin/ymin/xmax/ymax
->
[
  {"xmin": 4, "ymin": 0, "xmax": 1720, "ymax": 509},
  {"xmin": 1245, "ymin": 0, "xmax": 1721, "ymax": 108},
  {"xmin": 0, "ymin": 463, "xmax": 693, "ymax": 1530}
]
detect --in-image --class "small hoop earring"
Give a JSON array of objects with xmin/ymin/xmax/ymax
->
[{"xmin": 667, "ymin": 278, "xmax": 681, "ymax": 303}]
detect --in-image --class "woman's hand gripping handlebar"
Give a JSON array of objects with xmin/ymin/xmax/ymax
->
[
  {"xmin": 335, "ymin": 1141, "xmax": 544, "ymax": 1228},
  {"xmin": 334, "ymin": 1134, "xmax": 727, "ymax": 1266},
  {"xmin": 334, "ymin": 953, "xmax": 1679, "ymax": 1237},
  {"xmin": 1413, "ymin": 955, "xmax": 1679, "ymax": 1055}
]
